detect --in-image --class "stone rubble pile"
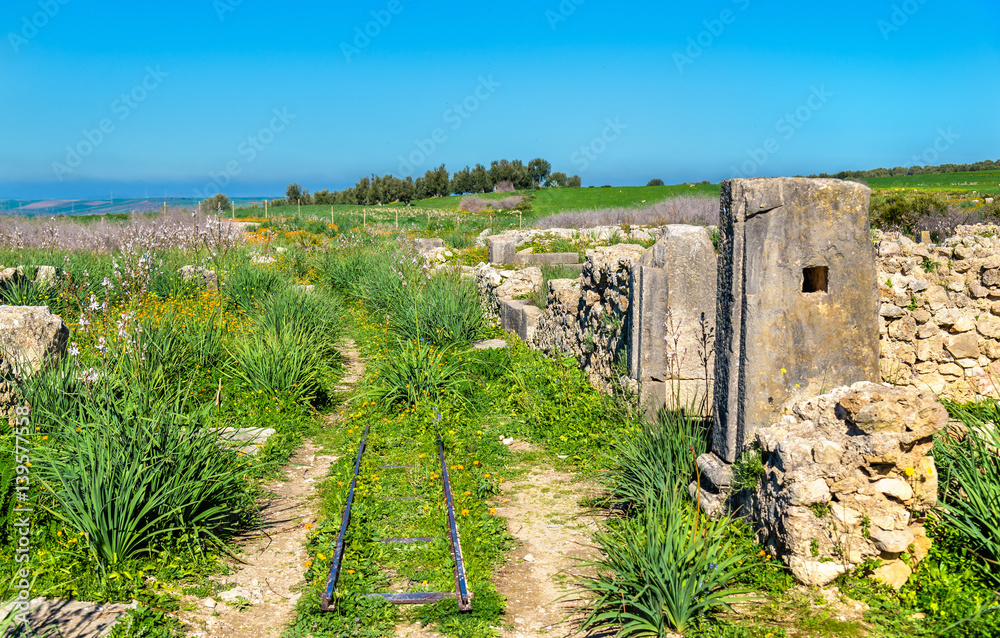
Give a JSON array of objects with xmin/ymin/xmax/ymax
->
[{"xmin": 747, "ymin": 382, "xmax": 945, "ymax": 589}]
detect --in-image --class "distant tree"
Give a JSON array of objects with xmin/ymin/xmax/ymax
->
[
  {"xmin": 286, "ymin": 183, "xmax": 304, "ymax": 202},
  {"xmin": 528, "ymin": 158, "xmax": 552, "ymax": 188},
  {"xmin": 433, "ymin": 164, "xmax": 451, "ymax": 197},
  {"xmin": 546, "ymin": 172, "xmax": 569, "ymax": 188},
  {"xmin": 398, "ymin": 176, "xmax": 416, "ymax": 204},
  {"xmin": 470, "ymin": 163, "xmax": 492, "ymax": 193},
  {"xmin": 414, "ymin": 176, "xmax": 429, "ymax": 200},
  {"xmin": 647, "ymin": 178, "xmax": 665, "ymax": 187},
  {"xmin": 452, "ymin": 166, "xmax": 473, "ymax": 195},
  {"xmin": 567, "ymin": 174, "xmax": 582, "ymax": 188},
  {"xmin": 199, "ymin": 193, "xmax": 230, "ymax": 214},
  {"xmin": 314, "ymin": 189, "xmax": 334, "ymax": 205}
]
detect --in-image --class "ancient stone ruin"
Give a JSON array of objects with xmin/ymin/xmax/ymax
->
[
  {"xmin": 0, "ymin": 305, "xmax": 69, "ymax": 411},
  {"xmin": 748, "ymin": 382, "xmax": 945, "ymax": 588},
  {"xmin": 712, "ymin": 177, "xmax": 880, "ymax": 464}
]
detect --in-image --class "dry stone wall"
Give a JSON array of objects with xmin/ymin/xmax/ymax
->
[
  {"xmin": 746, "ymin": 382, "xmax": 945, "ymax": 589},
  {"xmin": 877, "ymin": 225, "xmax": 1000, "ymax": 398}
]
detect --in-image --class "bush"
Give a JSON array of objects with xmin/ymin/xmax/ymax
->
[
  {"xmin": 870, "ymin": 192, "xmax": 947, "ymax": 234},
  {"xmin": 224, "ymin": 265, "xmax": 284, "ymax": 314},
  {"xmin": 459, "ymin": 196, "xmax": 491, "ymax": 213},
  {"xmin": 647, "ymin": 179, "xmax": 665, "ymax": 186},
  {"xmin": 493, "ymin": 180, "xmax": 515, "ymax": 193},
  {"xmin": 253, "ymin": 288, "xmax": 342, "ymax": 352},
  {"xmin": 580, "ymin": 486, "xmax": 753, "ymax": 635}
]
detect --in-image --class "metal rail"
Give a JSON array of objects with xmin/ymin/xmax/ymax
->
[
  {"xmin": 320, "ymin": 423, "xmax": 369, "ymax": 611},
  {"xmin": 320, "ymin": 428, "xmax": 473, "ymax": 612}
]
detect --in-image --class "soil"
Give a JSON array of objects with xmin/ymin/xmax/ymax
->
[
  {"xmin": 493, "ymin": 443, "xmax": 603, "ymax": 638},
  {"xmin": 176, "ymin": 340, "xmax": 365, "ymax": 637}
]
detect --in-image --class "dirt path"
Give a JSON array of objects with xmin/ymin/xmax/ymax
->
[
  {"xmin": 494, "ymin": 444, "xmax": 602, "ymax": 638},
  {"xmin": 179, "ymin": 340, "xmax": 364, "ymax": 638}
]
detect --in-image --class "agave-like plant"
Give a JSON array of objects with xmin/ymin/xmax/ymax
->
[{"xmin": 579, "ymin": 486, "xmax": 754, "ymax": 636}]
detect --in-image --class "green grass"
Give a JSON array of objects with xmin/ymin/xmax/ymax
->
[
  {"xmin": 861, "ymin": 170, "xmax": 1000, "ymax": 196},
  {"xmin": 408, "ymin": 183, "xmax": 721, "ymax": 218}
]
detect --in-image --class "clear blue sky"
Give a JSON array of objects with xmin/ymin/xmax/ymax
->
[{"xmin": 2, "ymin": 0, "xmax": 997, "ymax": 199}]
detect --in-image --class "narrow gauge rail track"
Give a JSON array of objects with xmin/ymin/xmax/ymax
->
[{"xmin": 320, "ymin": 424, "xmax": 473, "ymax": 612}]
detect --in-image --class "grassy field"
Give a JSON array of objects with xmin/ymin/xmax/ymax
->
[
  {"xmin": 860, "ymin": 170, "xmax": 1000, "ymax": 196},
  {"xmin": 408, "ymin": 183, "xmax": 720, "ymax": 217}
]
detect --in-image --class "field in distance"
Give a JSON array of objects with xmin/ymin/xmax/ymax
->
[{"xmin": 858, "ymin": 169, "xmax": 1000, "ymax": 196}]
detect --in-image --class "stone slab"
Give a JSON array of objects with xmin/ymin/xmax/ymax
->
[
  {"xmin": 487, "ymin": 237, "xmax": 516, "ymax": 265},
  {"xmin": 713, "ymin": 178, "xmax": 879, "ymax": 463},
  {"xmin": 513, "ymin": 252, "xmax": 581, "ymax": 266},
  {"xmin": 414, "ymin": 238, "xmax": 445, "ymax": 252}
]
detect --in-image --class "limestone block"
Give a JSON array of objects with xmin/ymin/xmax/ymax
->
[
  {"xmin": 487, "ymin": 236, "xmax": 516, "ymax": 264},
  {"xmin": 873, "ymin": 560, "xmax": 912, "ymax": 590},
  {"xmin": 945, "ymin": 332, "xmax": 979, "ymax": 359},
  {"xmin": 713, "ymin": 178, "xmax": 878, "ymax": 463},
  {"xmin": 888, "ymin": 317, "xmax": 916, "ymax": 341},
  {"xmin": 0, "ymin": 306, "xmax": 69, "ymax": 378}
]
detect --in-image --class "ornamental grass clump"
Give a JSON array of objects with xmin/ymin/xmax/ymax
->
[
  {"xmin": 224, "ymin": 264, "xmax": 284, "ymax": 314},
  {"xmin": 27, "ymin": 380, "xmax": 253, "ymax": 569},
  {"xmin": 389, "ymin": 272, "xmax": 486, "ymax": 346},
  {"xmin": 579, "ymin": 486, "xmax": 754, "ymax": 636},
  {"xmin": 364, "ymin": 338, "xmax": 473, "ymax": 407},
  {"xmin": 936, "ymin": 400, "xmax": 1000, "ymax": 585},
  {"xmin": 606, "ymin": 409, "xmax": 708, "ymax": 512}
]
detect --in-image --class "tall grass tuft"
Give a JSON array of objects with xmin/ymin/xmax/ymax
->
[
  {"xmin": 937, "ymin": 400, "xmax": 1000, "ymax": 584},
  {"xmin": 606, "ymin": 409, "xmax": 708, "ymax": 511},
  {"xmin": 579, "ymin": 486, "xmax": 753, "ymax": 635},
  {"xmin": 224, "ymin": 265, "xmax": 284, "ymax": 314},
  {"xmin": 25, "ymin": 373, "xmax": 253, "ymax": 568},
  {"xmin": 364, "ymin": 339, "xmax": 472, "ymax": 407},
  {"xmin": 389, "ymin": 272, "xmax": 486, "ymax": 346}
]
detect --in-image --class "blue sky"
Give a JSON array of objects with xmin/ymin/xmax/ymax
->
[{"xmin": 1, "ymin": 0, "xmax": 997, "ymax": 199}]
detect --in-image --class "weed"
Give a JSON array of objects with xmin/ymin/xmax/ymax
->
[{"xmin": 732, "ymin": 448, "xmax": 765, "ymax": 492}]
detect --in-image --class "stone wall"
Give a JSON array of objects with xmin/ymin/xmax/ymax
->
[
  {"xmin": 746, "ymin": 382, "xmax": 945, "ymax": 589},
  {"xmin": 476, "ymin": 226, "xmax": 717, "ymax": 411},
  {"xmin": 877, "ymin": 225, "xmax": 1000, "ymax": 398},
  {"xmin": 534, "ymin": 244, "xmax": 646, "ymax": 389}
]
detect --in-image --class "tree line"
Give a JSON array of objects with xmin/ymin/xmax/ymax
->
[
  {"xmin": 275, "ymin": 159, "xmax": 581, "ymax": 207},
  {"xmin": 813, "ymin": 158, "xmax": 1000, "ymax": 180}
]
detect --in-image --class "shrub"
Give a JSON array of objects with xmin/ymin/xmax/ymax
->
[
  {"xmin": 579, "ymin": 486, "xmax": 753, "ymax": 635},
  {"xmin": 459, "ymin": 196, "xmax": 491, "ymax": 213},
  {"xmin": 870, "ymin": 192, "xmax": 947, "ymax": 234},
  {"xmin": 732, "ymin": 447, "xmax": 766, "ymax": 492},
  {"xmin": 497, "ymin": 196, "xmax": 524, "ymax": 210},
  {"xmin": 530, "ymin": 264, "xmax": 580, "ymax": 309},
  {"xmin": 224, "ymin": 265, "xmax": 284, "ymax": 314},
  {"xmin": 493, "ymin": 180, "xmax": 515, "ymax": 193},
  {"xmin": 364, "ymin": 338, "xmax": 473, "ymax": 407},
  {"xmin": 647, "ymin": 179, "xmax": 665, "ymax": 186}
]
